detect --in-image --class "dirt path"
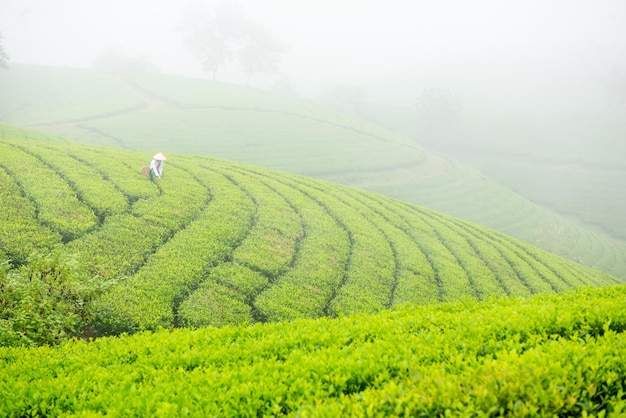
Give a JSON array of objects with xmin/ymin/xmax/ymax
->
[
  {"xmin": 111, "ymin": 75, "xmax": 169, "ymax": 114},
  {"xmin": 25, "ymin": 74, "xmax": 170, "ymax": 132}
]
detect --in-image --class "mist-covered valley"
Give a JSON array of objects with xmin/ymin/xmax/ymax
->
[{"xmin": 2, "ymin": 0, "xmax": 625, "ymax": 274}]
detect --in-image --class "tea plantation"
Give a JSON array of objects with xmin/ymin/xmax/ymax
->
[
  {"xmin": 1, "ymin": 126, "xmax": 625, "ymax": 416},
  {"xmin": 0, "ymin": 126, "xmax": 619, "ymax": 336},
  {"xmin": 2, "ymin": 64, "xmax": 625, "ymax": 280},
  {"xmin": 1, "ymin": 286, "xmax": 626, "ymax": 416}
]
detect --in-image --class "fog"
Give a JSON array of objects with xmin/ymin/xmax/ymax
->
[
  {"xmin": 2, "ymin": 0, "xmax": 625, "ymax": 108},
  {"xmin": 2, "ymin": 0, "xmax": 626, "ymax": 249}
]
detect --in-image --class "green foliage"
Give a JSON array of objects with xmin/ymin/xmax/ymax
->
[
  {"xmin": 0, "ymin": 127, "xmax": 625, "ymax": 415},
  {"xmin": 226, "ymin": 168, "xmax": 303, "ymax": 279},
  {"xmin": 24, "ymin": 142, "xmax": 129, "ymax": 217},
  {"xmin": 61, "ymin": 145, "xmax": 160, "ymax": 202},
  {"xmin": 252, "ymin": 171, "xmax": 351, "ymax": 322},
  {"xmin": 1, "ymin": 66, "xmax": 625, "ymax": 280},
  {"xmin": 0, "ymin": 131, "xmax": 622, "ymax": 340},
  {"xmin": 130, "ymin": 163, "xmax": 209, "ymax": 230},
  {"xmin": 0, "ymin": 141, "xmax": 97, "ymax": 241},
  {"xmin": 285, "ymin": 175, "xmax": 396, "ymax": 316},
  {"xmin": 0, "ymin": 166, "xmax": 61, "ymax": 263},
  {"xmin": 0, "ymin": 250, "xmax": 112, "ymax": 347},
  {"xmin": 94, "ymin": 166, "xmax": 256, "ymax": 333},
  {"xmin": 65, "ymin": 214, "xmax": 168, "ymax": 279},
  {"xmin": 1, "ymin": 286, "xmax": 625, "ymax": 416},
  {"xmin": 178, "ymin": 279, "xmax": 254, "ymax": 328}
]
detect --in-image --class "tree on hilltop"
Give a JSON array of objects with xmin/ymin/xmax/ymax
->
[
  {"xmin": 238, "ymin": 21, "xmax": 286, "ymax": 86},
  {"xmin": 0, "ymin": 31, "xmax": 9, "ymax": 69},
  {"xmin": 415, "ymin": 87, "xmax": 463, "ymax": 136},
  {"xmin": 181, "ymin": 2, "xmax": 247, "ymax": 81},
  {"xmin": 413, "ymin": 87, "xmax": 463, "ymax": 148},
  {"xmin": 415, "ymin": 87, "xmax": 463, "ymax": 125},
  {"xmin": 92, "ymin": 49, "xmax": 158, "ymax": 73},
  {"xmin": 181, "ymin": 2, "xmax": 286, "ymax": 84}
]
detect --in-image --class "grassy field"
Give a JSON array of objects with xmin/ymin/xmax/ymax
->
[{"xmin": 1, "ymin": 65, "xmax": 625, "ymax": 280}]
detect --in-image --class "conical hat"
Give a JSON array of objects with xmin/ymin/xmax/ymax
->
[{"xmin": 153, "ymin": 152, "xmax": 167, "ymax": 161}]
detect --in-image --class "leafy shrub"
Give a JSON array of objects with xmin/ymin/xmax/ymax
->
[
  {"xmin": 0, "ymin": 249, "xmax": 112, "ymax": 347},
  {"xmin": 178, "ymin": 281, "xmax": 253, "ymax": 328},
  {"xmin": 1, "ymin": 286, "xmax": 626, "ymax": 416}
]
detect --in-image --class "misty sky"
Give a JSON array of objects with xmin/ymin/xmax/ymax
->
[{"xmin": 1, "ymin": 0, "xmax": 626, "ymax": 105}]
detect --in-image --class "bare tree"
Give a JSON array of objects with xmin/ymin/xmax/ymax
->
[{"xmin": 0, "ymin": 31, "xmax": 9, "ymax": 70}]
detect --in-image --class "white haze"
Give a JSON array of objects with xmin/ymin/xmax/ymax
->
[{"xmin": 1, "ymin": 0, "xmax": 625, "ymax": 108}]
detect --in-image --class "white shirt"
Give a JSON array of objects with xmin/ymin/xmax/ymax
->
[{"xmin": 150, "ymin": 158, "xmax": 163, "ymax": 177}]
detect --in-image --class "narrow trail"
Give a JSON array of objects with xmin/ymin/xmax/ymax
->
[
  {"xmin": 113, "ymin": 76, "xmax": 167, "ymax": 113},
  {"xmin": 25, "ymin": 75, "xmax": 171, "ymax": 131}
]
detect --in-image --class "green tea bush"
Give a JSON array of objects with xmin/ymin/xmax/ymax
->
[
  {"xmin": 253, "ymin": 177, "xmax": 351, "ymax": 322},
  {"xmin": 178, "ymin": 280, "xmax": 254, "ymax": 327},
  {"xmin": 0, "ymin": 142, "xmax": 97, "ymax": 240},
  {"xmin": 0, "ymin": 167, "xmax": 61, "ymax": 263},
  {"xmin": 288, "ymin": 177, "xmax": 396, "ymax": 316},
  {"xmin": 1, "ymin": 286, "xmax": 625, "ymax": 416},
  {"xmin": 179, "ymin": 263, "xmax": 269, "ymax": 327},
  {"xmin": 23, "ymin": 142, "xmax": 129, "ymax": 217},
  {"xmin": 0, "ymin": 250, "xmax": 112, "ymax": 347},
  {"xmin": 64, "ymin": 146, "xmax": 160, "ymax": 202},
  {"xmin": 94, "ymin": 168, "xmax": 255, "ymax": 333},
  {"xmin": 65, "ymin": 213, "xmax": 168, "ymax": 279},
  {"xmin": 0, "ymin": 134, "xmax": 622, "ymax": 340},
  {"xmin": 224, "ymin": 167, "xmax": 303, "ymax": 279}
]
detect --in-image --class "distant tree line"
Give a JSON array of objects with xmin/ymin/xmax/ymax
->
[
  {"xmin": 92, "ymin": 49, "xmax": 159, "ymax": 74},
  {"xmin": 415, "ymin": 87, "xmax": 463, "ymax": 127},
  {"xmin": 180, "ymin": 2, "xmax": 286, "ymax": 85},
  {"xmin": 0, "ymin": 31, "xmax": 9, "ymax": 69}
]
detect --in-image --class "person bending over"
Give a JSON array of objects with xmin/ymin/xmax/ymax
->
[{"xmin": 150, "ymin": 152, "xmax": 167, "ymax": 180}]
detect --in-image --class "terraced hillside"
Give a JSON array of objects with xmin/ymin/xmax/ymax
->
[
  {"xmin": 2, "ymin": 65, "xmax": 626, "ymax": 280},
  {"xmin": 0, "ymin": 130, "xmax": 620, "ymax": 336},
  {"xmin": 362, "ymin": 103, "xmax": 626, "ymax": 241}
]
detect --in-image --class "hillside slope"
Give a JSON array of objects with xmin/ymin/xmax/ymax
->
[
  {"xmin": 0, "ymin": 131, "xmax": 620, "ymax": 335},
  {"xmin": 1, "ymin": 65, "xmax": 625, "ymax": 279},
  {"xmin": 360, "ymin": 103, "xmax": 626, "ymax": 242}
]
